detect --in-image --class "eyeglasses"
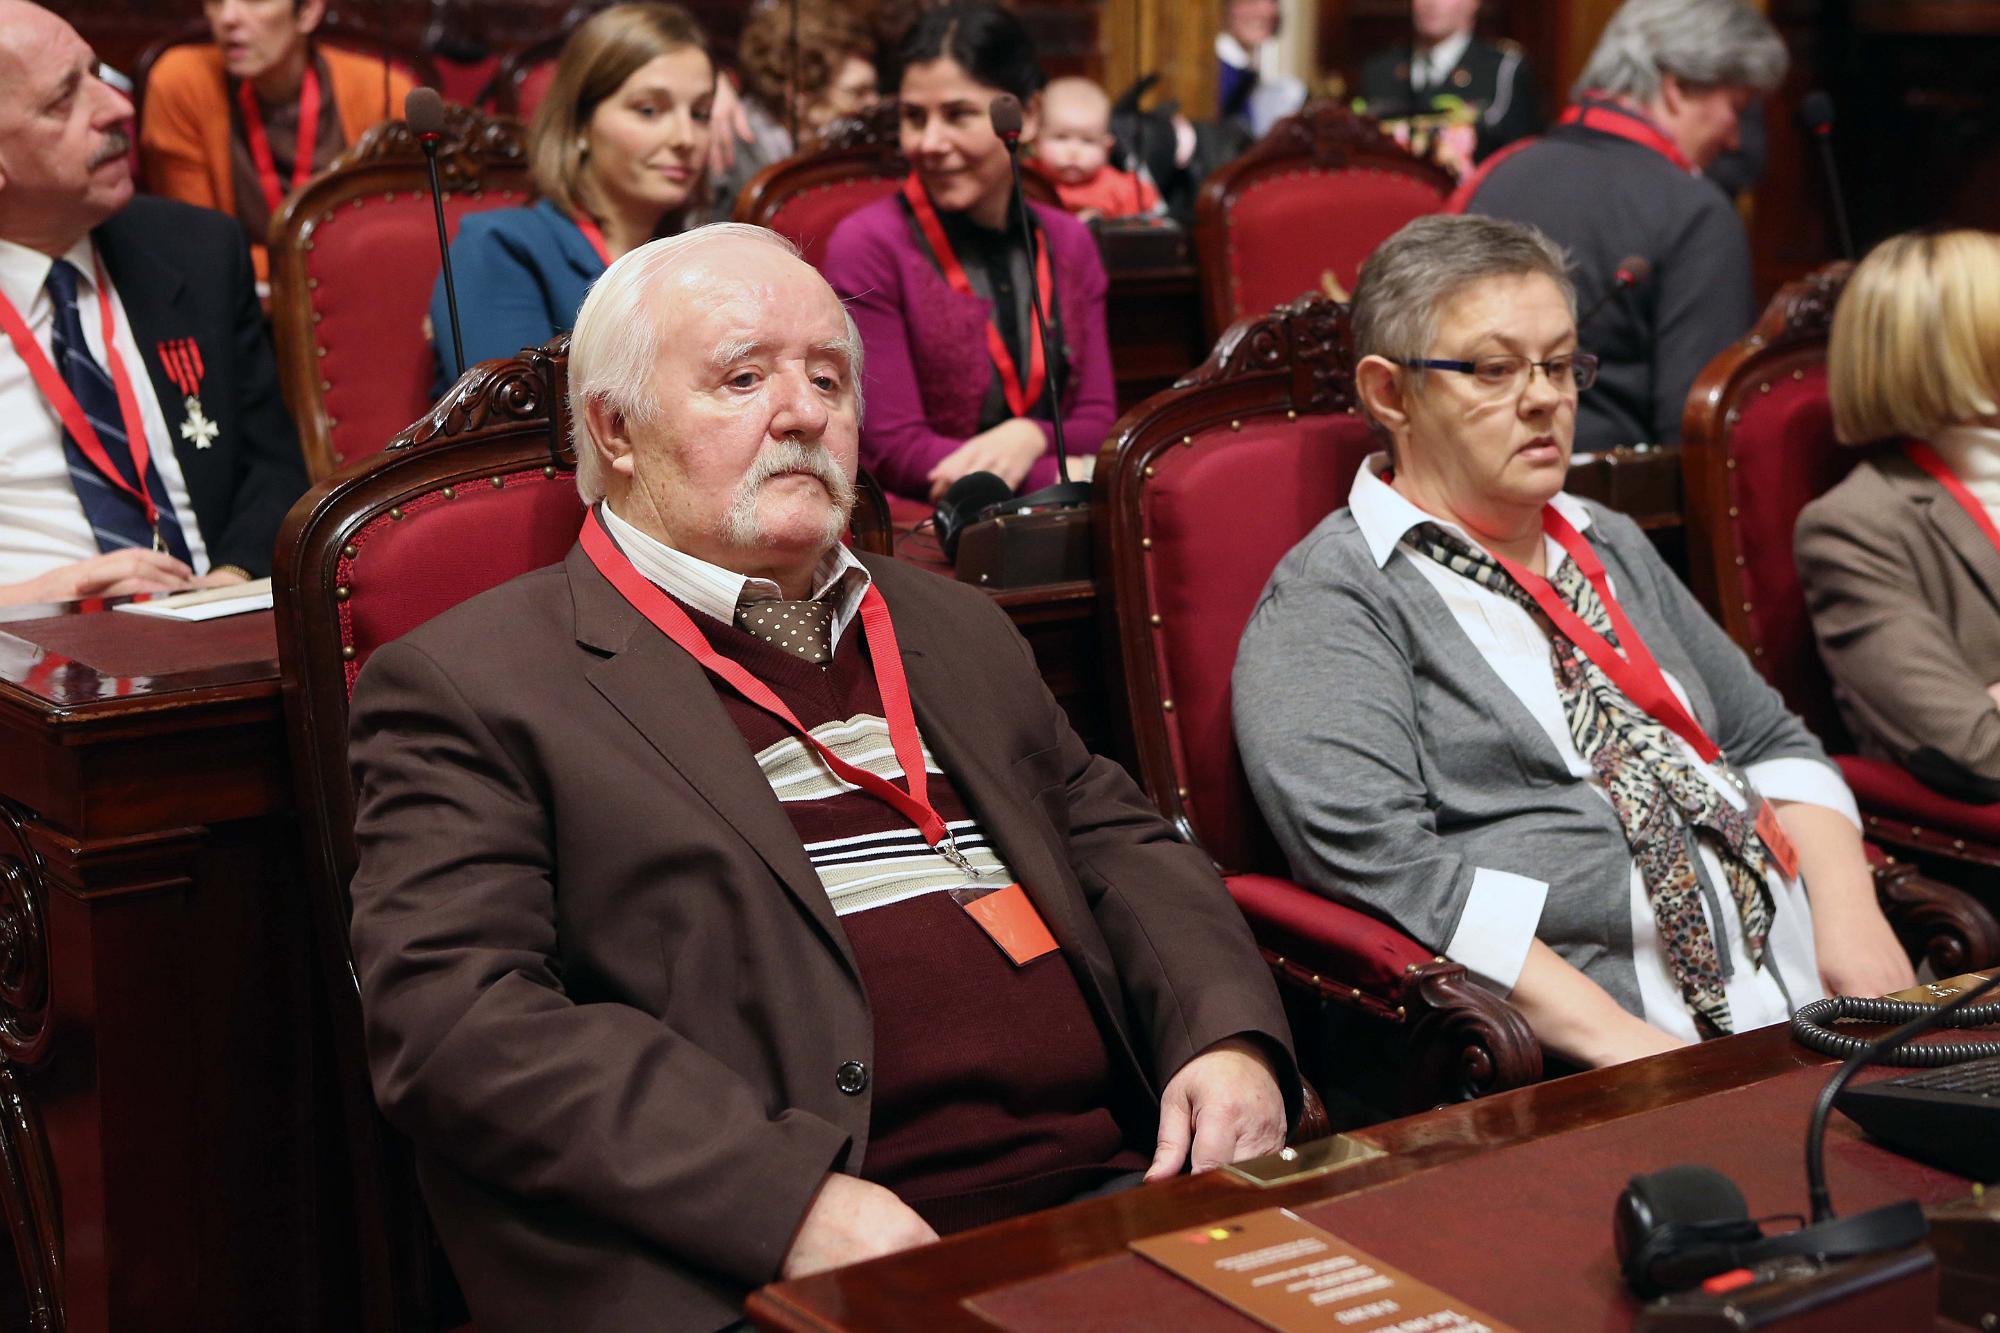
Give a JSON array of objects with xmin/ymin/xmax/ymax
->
[{"xmin": 1393, "ymin": 353, "xmax": 1601, "ymax": 396}]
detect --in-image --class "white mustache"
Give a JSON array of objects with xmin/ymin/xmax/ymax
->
[
  {"xmin": 739, "ymin": 441, "xmax": 854, "ymax": 505},
  {"xmin": 92, "ymin": 131, "xmax": 131, "ymax": 168}
]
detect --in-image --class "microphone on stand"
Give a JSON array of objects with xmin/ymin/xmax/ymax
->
[
  {"xmin": 1799, "ymin": 91, "xmax": 1857, "ymax": 261},
  {"xmin": 406, "ymin": 87, "xmax": 466, "ymax": 383},
  {"xmin": 989, "ymin": 92, "xmax": 1091, "ymax": 511},
  {"xmin": 1577, "ymin": 255, "xmax": 1652, "ymax": 332}
]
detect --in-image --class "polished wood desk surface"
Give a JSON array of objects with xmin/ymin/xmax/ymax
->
[{"xmin": 749, "ymin": 1025, "xmax": 1979, "ymax": 1332}]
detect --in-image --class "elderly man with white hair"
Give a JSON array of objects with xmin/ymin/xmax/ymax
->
[
  {"xmin": 1456, "ymin": 0, "xmax": 1789, "ymax": 452},
  {"xmin": 345, "ymin": 222, "xmax": 1296, "ymax": 1333}
]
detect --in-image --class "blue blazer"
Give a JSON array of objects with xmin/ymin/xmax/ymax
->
[{"xmin": 430, "ymin": 199, "xmax": 603, "ymax": 395}]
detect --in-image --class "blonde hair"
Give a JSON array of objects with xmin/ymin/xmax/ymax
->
[
  {"xmin": 528, "ymin": 3, "xmax": 710, "ymax": 217},
  {"xmin": 1828, "ymin": 230, "xmax": 2000, "ymax": 445}
]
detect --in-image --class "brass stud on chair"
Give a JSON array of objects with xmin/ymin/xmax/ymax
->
[
  {"xmin": 1724, "ymin": 458, "xmax": 1735, "ymax": 469},
  {"xmin": 1727, "ymin": 506, "xmax": 1739, "ymax": 517},
  {"xmin": 389, "ymin": 507, "xmax": 404, "ymax": 521},
  {"xmin": 1181, "ymin": 434, "xmax": 1193, "ymax": 447},
  {"xmin": 441, "ymin": 486, "xmax": 457, "ymax": 500},
  {"xmin": 1229, "ymin": 419, "xmax": 1243, "ymax": 431},
  {"xmin": 340, "ymin": 645, "xmax": 356, "ymax": 661},
  {"xmin": 1286, "ymin": 410, "xmax": 1298, "ymax": 421},
  {"xmin": 315, "ymin": 345, "xmax": 327, "ymax": 358},
  {"xmin": 1176, "ymin": 786, "xmax": 1189, "ymax": 799},
  {"xmin": 334, "ymin": 586, "xmax": 350, "ymax": 601},
  {"xmin": 1149, "ymin": 613, "xmax": 1162, "ymax": 626},
  {"xmin": 1395, "ymin": 1005, "xmax": 1406, "ymax": 1019},
  {"xmin": 340, "ymin": 543, "xmax": 357, "ymax": 559},
  {"xmin": 1162, "ymin": 699, "xmax": 1175, "ymax": 712},
  {"xmin": 543, "ymin": 466, "xmax": 557, "ymax": 479},
  {"xmin": 1792, "ymin": 369, "xmax": 1805, "ymax": 381},
  {"xmin": 1144, "ymin": 464, "xmax": 1156, "ymax": 479},
  {"xmin": 1741, "ymin": 601, "xmax": 1754, "ymax": 613},
  {"xmin": 490, "ymin": 476, "xmax": 505, "ymax": 489},
  {"xmin": 1141, "ymin": 537, "xmax": 1153, "ymax": 549},
  {"xmin": 320, "ymin": 379, "xmax": 331, "ymax": 392},
  {"xmin": 1759, "ymin": 382, "xmax": 1772, "ymax": 394}
]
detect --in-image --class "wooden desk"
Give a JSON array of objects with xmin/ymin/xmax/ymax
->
[
  {"xmin": 0, "ymin": 602, "xmax": 326, "ymax": 1333},
  {"xmin": 748, "ymin": 1026, "xmax": 1977, "ymax": 1331}
]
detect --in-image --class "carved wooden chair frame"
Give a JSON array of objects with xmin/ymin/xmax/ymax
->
[
  {"xmin": 1192, "ymin": 100, "xmax": 1454, "ymax": 342},
  {"xmin": 1681, "ymin": 264, "xmax": 2000, "ymax": 964},
  {"xmin": 274, "ymin": 344, "xmax": 890, "ymax": 1332},
  {"xmin": 268, "ymin": 104, "xmax": 532, "ymax": 479},
  {"xmin": 1095, "ymin": 293, "xmax": 1542, "ymax": 1112}
]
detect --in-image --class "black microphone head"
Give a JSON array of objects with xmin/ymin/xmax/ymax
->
[
  {"xmin": 1800, "ymin": 90, "xmax": 1836, "ymax": 133},
  {"xmin": 933, "ymin": 470, "xmax": 1017, "ymax": 562},
  {"xmin": 404, "ymin": 87, "xmax": 446, "ymax": 137},
  {"xmin": 1616, "ymin": 255, "xmax": 1652, "ymax": 287},
  {"xmin": 988, "ymin": 93, "xmax": 1024, "ymax": 145}
]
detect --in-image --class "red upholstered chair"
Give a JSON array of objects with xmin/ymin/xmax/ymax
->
[
  {"xmin": 491, "ymin": 35, "xmax": 564, "ymax": 122},
  {"xmin": 735, "ymin": 103, "xmax": 1058, "ymax": 272},
  {"xmin": 1096, "ymin": 294, "xmax": 1543, "ymax": 1115},
  {"xmin": 274, "ymin": 343, "xmax": 893, "ymax": 1332},
  {"xmin": 268, "ymin": 105, "xmax": 531, "ymax": 479},
  {"xmin": 1193, "ymin": 101, "xmax": 1453, "ymax": 343},
  {"xmin": 1683, "ymin": 265, "xmax": 2000, "ymax": 940}
]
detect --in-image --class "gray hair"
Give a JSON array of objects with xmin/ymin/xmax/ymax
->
[
  {"xmin": 1573, "ymin": 0, "xmax": 1788, "ymax": 104},
  {"xmin": 566, "ymin": 221, "xmax": 865, "ymax": 504},
  {"xmin": 1351, "ymin": 214, "xmax": 1576, "ymax": 380}
]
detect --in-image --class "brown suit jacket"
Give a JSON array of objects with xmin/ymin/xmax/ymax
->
[
  {"xmin": 1795, "ymin": 447, "xmax": 2000, "ymax": 801},
  {"xmin": 347, "ymin": 545, "xmax": 1297, "ymax": 1332}
]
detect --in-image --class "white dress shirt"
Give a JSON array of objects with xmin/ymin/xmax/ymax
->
[
  {"xmin": 598, "ymin": 502, "xmax": 870, "ymax": 648},
  {"xmin": 1412, "ymin": 31, "xmax": 1473, "ymax": 91},
  {"xmin": 0, "ymin": 235, "xmax": 209, "ymax": 587},
  {"xmin": 1349, "ymin": 456, "xmax": 1848, "ymax": 1040},
  {"xmin": 1927, "ymin": 423, "xmax": 2000, "ymax": 528}
]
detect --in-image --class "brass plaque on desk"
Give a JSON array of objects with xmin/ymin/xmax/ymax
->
[
  {"xmin": 1221, "ymin": 1133, "xmax": 1386, "ymax": 1187},
  {"xmin": 1886, "ymin": 970, "xmax": 1998, "ymax": 1005}
]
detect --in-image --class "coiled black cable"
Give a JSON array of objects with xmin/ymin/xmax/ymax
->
[{"xmin": 1790, "ymin": 992, "xmax": 2000, "ymax": 1065}]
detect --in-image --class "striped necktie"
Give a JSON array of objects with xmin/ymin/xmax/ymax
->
[{"xmin": 44, "ymin": 258, "xmax": 193, "ymax": 563}]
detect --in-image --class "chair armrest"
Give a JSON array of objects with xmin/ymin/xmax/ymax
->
[
  {"xmin": 1872, "ymin": 857, "xmax": 2000, "ymax": 977},
  {"xmin": 1225, "ymin": 873, "xmax": 1543, "ymax": 1108}
]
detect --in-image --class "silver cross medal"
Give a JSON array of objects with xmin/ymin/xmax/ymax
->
[{"xmin": 179, "ymin": 394, "xmax": 219, "ymax": 449}]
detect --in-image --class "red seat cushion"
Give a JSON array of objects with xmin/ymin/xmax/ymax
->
[
  {"xmin": 340, "ymin": 471, "xmax": 585, "ymax": 690},
  {"xmin": 1838, "ymin": 756, "xmax": 2000, "ymax": 842},
  {"xmin": 306, "ymin": 187, "xmax": 531, "ymax": 470},
  {"xmin": 1723, "ymin": 364, "xmax": 1861, "ymax": 743},
  {"xmin": 512, "ymin": 59, "xmax": 558, "ymax": 123},
  {"xmin": 769, "ymin": 177, "xmax": 901, "ymax": 272},
  {"xmin": 1144, "ymin": 412, "xmax": 1380, "ymax": 872},
  {"xmin": 1227, "ymin": 873, "xmax": 1435, "ymax": 1004},
  {"xmin": 1225, "ymin": 169, "xmax": 1444, "ymax": 322}
]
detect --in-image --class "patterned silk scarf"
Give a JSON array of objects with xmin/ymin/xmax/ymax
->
[{"xmin": 1408, "ymin": 523, "xmax": 1775, "ymax": 1035}]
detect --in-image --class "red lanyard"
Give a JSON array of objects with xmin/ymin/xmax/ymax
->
[
  {"xmin": 579, "ymin": 510, "xmax": 971, "ymax": 866},
  {"xmin": 1904, "ymin": 440, "xmax": 2000, "ymax": 555},
  {"xmin": 0, "ymin": 257, "xmax": 164, "ymax": 541},
  {"xmin": 237, "ymin": 62, "xmax": 322, "ymax": 218},
  {"xmin": 901, "ymin": 174, "xmax": 1053, "ymax": 418},
  {"xmin": 571, "ymin": 211, "xmax": 613, "ymax": 266},
  {"xmin": 1488, "ymin": 506, "xmax": 1723, "ymax": 764},
  {"xmin": 1559, "ymin": 96, "xmax": 1694, "ymax": 174}
]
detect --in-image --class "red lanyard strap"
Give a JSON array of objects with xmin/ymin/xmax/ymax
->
[
  {"xmin": 901, "ymin": 173, "xmax": 1054, "ymax": 418},
  {"xmin": 579, "ymin": 511, "xmax": 956, "ymax": 852},
  {"xmin": 1558, "ymin": 97, "xmax": 1694, "ymax": 174},
  {"xmin": 238, "ymin": 62, "xmax": 322, "ymax": 219},
  {"xmin": 1904, "ymin": 440, "xmax": 2000, "ymax": 554},
  {"xmin": 571, "ymin": 211, "xmax": 613, "ymax": 266},
  {"xmin": 1488, "ymin": 506, "xmax": 1723, "ymax": 764},
  {"xmin": 0, "ymin": 256, "xmax": 162, "ymax": 536}
]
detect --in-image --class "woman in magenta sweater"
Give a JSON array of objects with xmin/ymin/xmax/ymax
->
[{"xmin": 822, "ymin": 2, "xmax": 1116, "ymax": 503}]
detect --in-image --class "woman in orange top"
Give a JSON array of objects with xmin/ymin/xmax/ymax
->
[{"xmin": 139, "ymin": 0, "xmax": 413, "ymax": 284}]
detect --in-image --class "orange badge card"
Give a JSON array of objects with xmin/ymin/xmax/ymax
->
[
  {"xmin": 959, "ymin": 882, "xmax": 1059, "ymax": 966},
  {"xmin": 1754, "ymin": 800, "xmax": 1800, "ymax": 881}
]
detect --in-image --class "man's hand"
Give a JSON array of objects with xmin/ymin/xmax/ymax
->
[
  {"xmin": 779, "ymin": 1174, "xmax": 938, "ymax": 1281},
  {"xmin": 706, "ymin": 74, "xmax": 752, "ymax": 178},
  {"xmin": 1814, "ymin": 896, "xmax": 1917, "ymax": 998},
  {"xmin": 1985, "ymin": 681, "xmax": 2000, "ymax": 710},
  {"xmin": 191, "ymin": 567, "xmax": 250, "ymax": 589},
  {"xmin": 925, "ymin": 419, "xmax": 1049, "ymax": 501},
  {"xmin": 1144, "ymin": 1036, "xmax": 1286, "ymax": 1182},
  {"xmin": 0, "ymin": 549, "xmax": 195, "ymax": 607}
]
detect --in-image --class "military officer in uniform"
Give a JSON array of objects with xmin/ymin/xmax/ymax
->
[{"xmin": 1357, "ymin": 0, "xmax": 1538, "ymax": 162}]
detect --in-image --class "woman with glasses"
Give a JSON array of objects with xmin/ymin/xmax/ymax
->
[
  {"xmin": 1234, "ymin": 214, "xmax": 1912, "ymax": 1070},
  {"xmin": 1796, "ymin": 230, "xmax": 2000, "ymax": 803}
]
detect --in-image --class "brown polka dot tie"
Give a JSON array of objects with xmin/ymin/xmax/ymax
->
[{"xmin": 734, "ymin": 597, "xmax": 835, "ymax": 665}]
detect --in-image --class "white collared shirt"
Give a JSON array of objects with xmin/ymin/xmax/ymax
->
[
  {"xmin": 1348, "ymin": 455, "xmax": 1854, "ymax": 1040},
  {"xmin": 0, "ymin": 235, "xmax": 209, "ymax": 586},
  {"xmin": 1412, "ymin": 31, "xmax": 1473, "ymax": 91},
  {"xmin": 1927, "ymin": 423, "xmax": 2000, "ymax": 525},
  {"xmin": 598, "ymin": 502, "xmax": 871, "ymax": 648}
]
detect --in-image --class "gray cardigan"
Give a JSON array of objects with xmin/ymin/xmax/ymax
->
[{"xmin": 1232, "ymin": 499, "xmax": 1835, "ymax": 1014}]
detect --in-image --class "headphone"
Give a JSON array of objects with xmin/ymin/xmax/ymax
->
[{"xmin": 1613, "ymin": 1164, "xmax": 1930, "ymax": 1299}]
